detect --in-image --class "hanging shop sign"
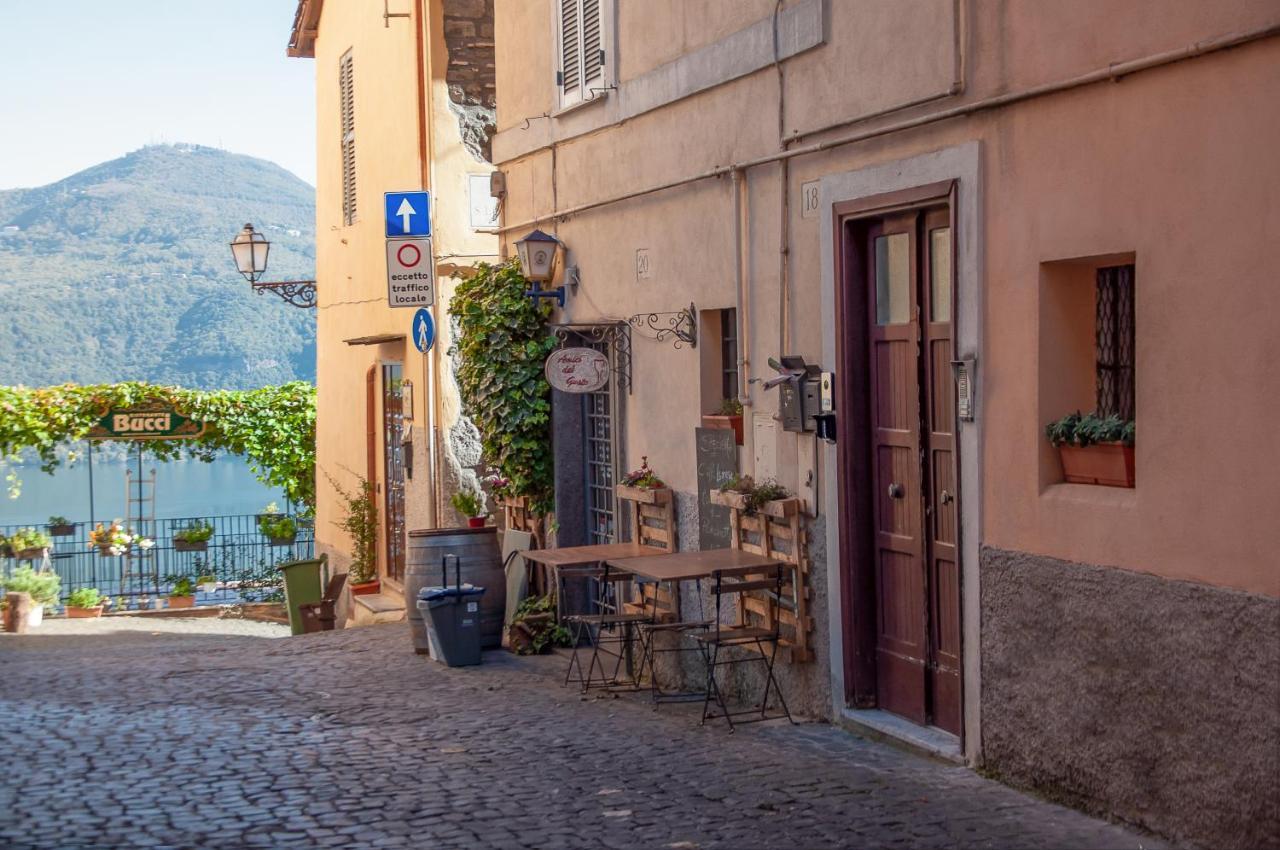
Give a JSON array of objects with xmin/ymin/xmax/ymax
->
[
  {"xmin": 86, "ymin": 404, "xmax": 207, "ymax": 440},
  {"xmin": 545, "ymin": 347, "xmax": 610, "ymax": 394}
]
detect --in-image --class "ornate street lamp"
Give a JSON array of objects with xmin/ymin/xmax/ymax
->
[
  {"xmin": 228, "ymin": 223, "xmax": 317, "ymax": 308},
  {"xmin": 515, "ymin": 229, "xmax": 567, "ymax": 308}
]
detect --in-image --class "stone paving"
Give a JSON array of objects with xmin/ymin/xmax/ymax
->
[{"xmin": 0, "ymin": 619, "xmax": 1170, "ymax": 849}]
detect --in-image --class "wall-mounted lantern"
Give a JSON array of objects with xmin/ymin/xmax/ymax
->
[
  {"xmin": 228, "ymin": 223, "xmax": 317, "ymax": 308},
  {"xmin": 515, "ymin": 228, "xmax": 567, "ymax": 308}
]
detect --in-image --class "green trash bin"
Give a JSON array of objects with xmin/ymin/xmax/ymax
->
[{"xmin": 277, "ymin": 554, "xmax": 328, "ymax": 636}]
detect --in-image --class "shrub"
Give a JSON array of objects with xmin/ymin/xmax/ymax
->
[
  {"xmin": 328, "ymin": 474, "xmax": 377, "ymax": 584},
  {"xmin": 2, "ymin": 567, "xmax": 61, "ymax": 606},
  {"xmin": 67, "ymin": 587, "xmax": 103, "ymax": 609}
]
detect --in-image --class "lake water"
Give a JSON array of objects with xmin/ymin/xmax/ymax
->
[{"xmin": 0, "ymin": 455, "xmax": 287, "ymax": 527}]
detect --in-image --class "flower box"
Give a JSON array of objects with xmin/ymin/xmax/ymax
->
[
  {"xmin": 615, "ymin": 484, "xmax": 671, "ymax": 505},
  {"xmin": 168, "ymin": 595, "xmax": 195, "ymax": 609},
  {"xmin": 13, "ymin": 547, "xmax": 47, "ymax": 561},
  {"xmin": 47, "ymin": 524, "xmax": 77, "ymax": 538},
  {"xmin": 65, "ymin": 605, "xmax": 103, "ymax": 619},
  {"xmin": 174, "ymin": 539, "xmax": 208, "ymax": 553},
  {"xmin": 701, "ymin": 414, "xmax": 744, "ymax": 446},
  {"xmin": 1058, "ymin": 443, "xmax": 1135, "ymax": 488},
  {"xmin": 708, "ymin": 489, "xmax": 749, "ymax": 510},
  {"xmin": 708, "ymin": 490, "xmax": 802, "ymax": 517},
  {"xmin": 267, "ymin": 533, "xmax": 297, "ymax": 547},
  {"xmin": 350, "ymin": 579, "xmax": 381, "ymax": 596}
]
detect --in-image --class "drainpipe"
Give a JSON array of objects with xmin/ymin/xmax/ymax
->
[
  {"xmin": 732, "ymin": 169, "xmax": 755, "ymax": 467},
  {"xmin": 413, "ymin": 0, "xmax": 440, "ymax": 528}
]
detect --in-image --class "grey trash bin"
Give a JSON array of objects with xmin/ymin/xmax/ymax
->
[{"xmin": 415, "ymin": 554, "xmax": 485, "ymax": 667}]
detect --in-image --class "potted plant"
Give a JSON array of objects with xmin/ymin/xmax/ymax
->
[
  {"xmin": 168, "ymin": 577, "xmax": 196, "ymax": 609},
  {"xmin": 173, "ymin": 521, "xmax": 214, "ymax": 552},
  {"xmin": 2, "ymin": 566, "xmax": 60, "ymax": 627},
  {"xmin": 257, "ymin": 511, "xmax": 298, "ymax": 546},
  {"xmin": 451, "ymin": 489, "xmax": 488, "ymax": 528},
  {"xmin": 196, "ymin": 573, "xmax": 218, "ymax": 594},
  {"xmin": 47, "ymin": 515, "xmax": 77, "ymax": 537},
  {"xmin": 65, "ymin": 587, "xmax": 105, "ymax": 618},
  {"xmin": 6, "ymin": 527, "xmax": 52, "ymax": 560},
  {"xmin": 330, "ymin": 474, "xmax": 380, "ymax": 595},
  {"xmin": 507, "ymin": 594, "xmax": 572, "ymax": 655},
  {"xmin": 709, "ymin": 474, "xmax": 797, "ymax": 516},
  {"xmin": 1046, "ymin": 411, "xmax": 1136, "ymax": 488},
  {"xmin": 88, "ymin": 520, "xmax": 154, "ymax": 557},
  {"xmin": 702, "ymin": 397, "xmax": 744, "ymax": 445},
  {"xmin": 616, "ymin": 457, "xmax": 670, "ymax": 504}
]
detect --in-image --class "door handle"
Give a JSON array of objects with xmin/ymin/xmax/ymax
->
[{"xmin": 888, "ymin": 483, "xmax": 905, "ymax": 499}]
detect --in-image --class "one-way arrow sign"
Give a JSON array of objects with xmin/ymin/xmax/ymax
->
[{"xmin": 384, "ymin": 191, "xmax": 431, "ymax": 238}]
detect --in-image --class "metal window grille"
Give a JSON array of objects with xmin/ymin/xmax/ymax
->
[
  {"xmin": 1096, "ymin": 264, "xmax": 1135, "ymax": 420},
  {"xmin": 382, "ymin": 364, "xmax": 406, "ymax": 582},
  {"xmin": 584, "ymin": 342, "xmax": 616, "ymax": 545},
  {"xmin": 339, "ymin": 51, "xmax": 357, "ymax": 226},
  {"xmin": 720, "ymin": 308, "xmax": 739, "ymax": 402},
  {"xmin": 558, "ymin": 0, "xmax": 604, "ymax": 106}
]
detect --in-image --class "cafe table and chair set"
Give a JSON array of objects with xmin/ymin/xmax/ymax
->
[{"xmin": 520, "ymin": 485, "xmax": 814, "ymax": 731}]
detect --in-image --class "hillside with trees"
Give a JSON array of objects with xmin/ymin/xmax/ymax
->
[{"xmin": 0, "ymin": 144, "xmax": 315, "ymax": 389}]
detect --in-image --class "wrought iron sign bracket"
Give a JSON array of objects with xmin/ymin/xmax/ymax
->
[
  {"xmin": 253, "ymin": 280, "xmax": 318, "ymax": 309},
  {"xmin": 549, "ymin": 321, "xmax": 632, "ymax": 394},
  {"xmin": 628, "ymin": 303, "xmax": 697, "ymax": 349}
]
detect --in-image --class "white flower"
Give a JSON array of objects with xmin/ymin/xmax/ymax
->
[{"xmin": 138, "ymin": 538, "xmax": 154, "ymax": 550}]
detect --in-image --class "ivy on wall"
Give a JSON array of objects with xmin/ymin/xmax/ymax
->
[
  {"xmin": 450, "ymin": 261, "xmax": 556, "ymax": 516},
  {"xmin": 0, "ymin": 381, "xmax": 316, "ymax": 509}
]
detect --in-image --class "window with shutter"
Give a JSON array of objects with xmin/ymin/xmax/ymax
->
[
  {"xmin": 558, "ymin": 0, "xmax": 607, "ymax": 107},
  {"xmin": 339, "ymin": 51, "xmax": 357, "ymax": 226}
]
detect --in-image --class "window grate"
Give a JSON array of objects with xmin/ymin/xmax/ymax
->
[
  {"xmin": 584, "ymin": 341, "xmax": 616, "ymax": 545},
  {"xmin": 1096, "ymin": 264, "xmax": 1135, "ymax": 421}
]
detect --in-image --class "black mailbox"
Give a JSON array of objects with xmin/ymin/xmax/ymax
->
[{"xmin": 777, "ymin": 355, "xmax": 822, "ymax": 432}]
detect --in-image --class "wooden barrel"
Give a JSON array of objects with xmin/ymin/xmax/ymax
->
[{"xmin": 406, "ymin": 527, "xmax": 505, "ymax": 651}]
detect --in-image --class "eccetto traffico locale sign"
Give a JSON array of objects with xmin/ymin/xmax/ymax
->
[{"xmin": 386, "ymin": 237, "xmax": 435, "ymax": 308}]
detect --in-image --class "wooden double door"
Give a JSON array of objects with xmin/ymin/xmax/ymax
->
[{"xmin": 847, "ymin": 204, "xmax": 961, "ymax": 735}]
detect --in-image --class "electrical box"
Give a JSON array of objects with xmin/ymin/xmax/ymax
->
[
  {"xmin": 951, "ymin": 357, "xmax": 976, "ymax": 422},
  {"xmin": 814, "ymin": 371, "xmax": 836, "ymax": 442}
]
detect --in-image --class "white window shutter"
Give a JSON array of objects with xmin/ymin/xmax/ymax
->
[
  {"xmin": 581, "ymin": 0, "xmax": 603, "ymax": 92},
  {"xmin": 340, "ymin": 51, "xmax": 356, "ymax": 226},
  {"xmin": 559, "ymin": 0, "xmax": 604, "ymax": 106}
]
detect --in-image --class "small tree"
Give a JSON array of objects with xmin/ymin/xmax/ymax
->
[{"xmin": 329, "ymin": 472, "xmax": 378, "ymax": 583}]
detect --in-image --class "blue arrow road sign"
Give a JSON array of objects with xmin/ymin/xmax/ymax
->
[
  {"xmin": 412, "ymin": 308, "xmax": 435, "ymax": 354},
  {"xmin": 385, "ymin": 191, "xmax": 431, "ymax": 238}
]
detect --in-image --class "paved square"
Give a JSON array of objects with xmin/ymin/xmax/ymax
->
[{"xmin": 0, "ymin": 619, "xmax": 1167, "ymax": 849}]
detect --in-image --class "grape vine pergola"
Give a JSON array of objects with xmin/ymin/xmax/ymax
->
[{"xmin": 0, "ymin": 382, "xmax": 316, "ymax": 515}]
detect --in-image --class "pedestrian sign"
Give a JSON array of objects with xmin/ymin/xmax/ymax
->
[
  {"xmin": 385, "ymin": 190, "xmax": 431, "ymax": 238},
  {"xmin": 386, "ymin": 237, "xmax": 435, "ymax": 308},
  {"xmin": 412, "ymin": 308, "xmax": 435, "ymax": 354}
]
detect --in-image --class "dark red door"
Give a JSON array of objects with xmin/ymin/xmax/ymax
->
[{"xmin": 865, "ymin": 206, "xmax": 960, "ymax": 734}]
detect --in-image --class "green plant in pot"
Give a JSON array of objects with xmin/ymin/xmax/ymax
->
[
  {"xmin": 451, "ymin": 489, "xmax": 487, "ymax": 528},
  {"xmin": 702, "ymin": 397, "xmax": 745, "ymax": 445},
  {"xmin": 47, "ymin": 515, "xmax": 76, "ymax": 537},
  {"xmin": 6, "ymin": 527, "xmax": 52, "ymax": 560},
  {"xmin": 2, "ymin": 566, "xmax": 60, "ymax": 626},
  {"xmin": 1046, "ymin": 411, "xmax": 1136, "ymax": 488},
  {"xmin": 712, "ymin": 474, "xmax": 793, "ymax": 515},
  {"xmin": 66, "ymin": 587, "xmax": 105, "ymax": 618},
  {"xmin": 329, "ymin": 473, "xmax": 379, "ymax": 594},
  {"xmin": 168, "ymin": 576, "xmax": 196, "ymax": 609},
  {"xmin": 257, "ymin": 508, "xmax": 298, "ymax": 546},
  {"xmin": 173, "ymin": 520, "xmax": 214, "ymax": 552},
  {"xmin": 507, "ymin": 594, "xmax": 572, "ymax": 655}
]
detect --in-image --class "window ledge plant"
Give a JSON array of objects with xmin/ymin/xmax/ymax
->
[
  {"xmin": 702, "ymin": 397, "xmax": 745, "ymax": 446},
  {"xmin": 1046, "ymin": 411, "xmax": 1136, "ymax": 488},
  {"xmin": 617, "ymin": 457, "xmax": 671, "ymax": 504}
]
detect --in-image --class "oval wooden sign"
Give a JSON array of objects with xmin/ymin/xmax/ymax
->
[{"xmin": 545, "ymin": 347, "xmax": 610, "ymax": 394}]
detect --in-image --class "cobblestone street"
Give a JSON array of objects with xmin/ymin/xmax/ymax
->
[{"xmin": 0, "ymin": 620, "xmax": 1168, "ymax": 849}]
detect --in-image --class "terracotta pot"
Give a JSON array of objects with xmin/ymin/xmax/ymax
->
[
  {"xmin": 168, "ymin": 595, "xmax": 195, "ymax": 609},
  {"xmin": 174, "ymin": 539, "xmax": 208, "ymax": 553},
  {"xmin": 702, "ymin": 414, "xmax": 744, "ymax": 445},
  {"xmin": 1058, "ymin": 442, "xmax": 1135, "ymax": 488},
  {"xmin": 467, "ymin": 516, "xmax": 487, "ymax": 529},
  {"xmin": 47, "ymin": 524, "xmax": 76, "ymax": 537},
  {"xmin": 350, "ymin": 580, "xmax": 381, "ymax": 596},
  {"xmin": 65, "ymin": 605, "xmax": 103, "ymax": 619}
]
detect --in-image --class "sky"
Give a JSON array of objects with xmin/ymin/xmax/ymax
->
[{"xmin": 0, "ymin": 0, "xmax": 316, "ymax": 189}]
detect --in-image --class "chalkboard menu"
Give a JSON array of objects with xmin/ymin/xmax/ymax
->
[{"xmin": 696, "ymin": 427, "xmax": 738, "ymax": 550}]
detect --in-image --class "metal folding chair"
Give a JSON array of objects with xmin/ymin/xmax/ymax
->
[
  {"xmin": 562, "ymin": 561, "xmax": 653, "ymax": 692},
  {"xmin": 693, "ymin": 563, "xmax": 794, "ymax": 731}
]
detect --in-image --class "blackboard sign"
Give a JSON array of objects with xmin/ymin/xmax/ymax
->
[{"xmin": 696, "ymin": 427, "xmax": 738, "ymax": 550}]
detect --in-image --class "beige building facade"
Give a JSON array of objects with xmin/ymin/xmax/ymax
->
[
  {"xmin": 289, "ymin": 0, "xmax": 498, "ymax": 618},
  {"xmin": 492, "ymin": 2, "xmax": 1280, "ymax": 848}
]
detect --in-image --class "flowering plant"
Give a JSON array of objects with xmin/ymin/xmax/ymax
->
[
  {"xmin": 88, "ymin": 520, "xmax": 154, "ymax": 556},
  {"xmin": 621, "ymin": 457, "xmax": 665, "ymax": 490},
  {"xmin": 481, "ymin": 473, "xmax": 513, "ymax": 499}
]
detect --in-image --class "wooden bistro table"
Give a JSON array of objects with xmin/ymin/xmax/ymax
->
[{"xmin": 521, "ymin": 541, "xmax": 665, "ymax": 620}]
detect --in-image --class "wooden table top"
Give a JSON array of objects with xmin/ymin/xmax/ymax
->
[
  {"xmin": 521, "ymin": 541, "xmax": 665, "ymax": 568},
  {"xmin": 607, "ymin": 548, "xmax": 783, "ymax": 582}
]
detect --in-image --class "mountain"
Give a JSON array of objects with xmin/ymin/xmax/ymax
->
[{"xmin": 0, "ymin": 144, "xmax": 315, "ymax": 389}]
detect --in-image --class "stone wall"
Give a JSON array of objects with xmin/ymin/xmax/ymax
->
[
  {"xmin": 442, "ymin": 0, "xmax": 496, "ymax": 162},
  {"xmin": 980, "ymin": 546, "xmax": 1280, "ymax": 850}
]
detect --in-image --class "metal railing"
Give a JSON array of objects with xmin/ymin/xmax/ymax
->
[{"xmin": 0, "ymin": 514, "xmax": 314, "ymax": 607}]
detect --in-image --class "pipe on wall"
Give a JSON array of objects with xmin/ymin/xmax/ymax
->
[{"xmin": 413, "ymin": 0, "xmax": 441, "ymax": 529}]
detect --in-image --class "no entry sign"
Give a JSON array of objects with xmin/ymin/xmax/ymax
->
[{"xmin": 386, "ymin": 237, "xmax": 435, "ymax": 308}]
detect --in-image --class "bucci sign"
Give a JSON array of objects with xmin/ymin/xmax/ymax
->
[{"xmin": 87, "ymin": 405, "xmax": 206, "ymax": 440}]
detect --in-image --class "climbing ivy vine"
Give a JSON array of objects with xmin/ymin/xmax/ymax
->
[
  {"xmin": 450, "ymin": 260, "xmax": 557, "ymax": 516},
  {"xmin": 0, "ymin": 381, "xmax": 316, "ymax": 510}
]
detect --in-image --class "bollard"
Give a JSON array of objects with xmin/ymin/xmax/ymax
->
[{"xmin": 4, "ymin": 592, "xmax": 33, "ymax": 634}]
